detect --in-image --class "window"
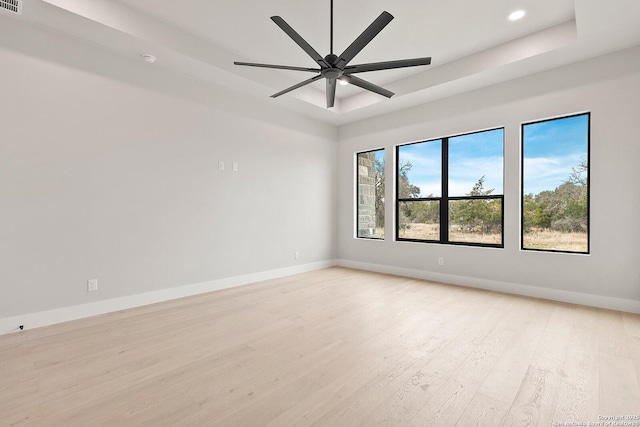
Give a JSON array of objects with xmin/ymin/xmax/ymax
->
[
  {"xmin": 397, "ymin": 128, "xmax": 504, "ymax": 247},
  {"xmin": 357, "ymin": 149, "xmax": 385, "ymax": 239},
  {"xmin": 521, "ymin": 113, "xmax": 590, "ymax": 253}
]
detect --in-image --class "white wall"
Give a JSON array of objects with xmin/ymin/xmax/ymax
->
[
  {"xmin": 0, "ymin": 38, "xmax": 337, "ymax": 329},
  {"xmin": 337, "ymin": 46, "xmax": 640, "ymax": 311},
  {"xmin": 1, "ymin": 21, "xmax": 638, "ymax": 335}
]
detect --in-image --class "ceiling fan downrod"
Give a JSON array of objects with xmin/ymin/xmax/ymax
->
[{"xmin": 330, "ymin": 0, "xmax": 333, "ymax": 55}]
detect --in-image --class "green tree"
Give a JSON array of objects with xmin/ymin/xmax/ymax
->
[
  {"xmin": 535, "ymin": 188, "xmax": 566, "ymax": 228},
  {"xmin": 397, "ymin": 161, "xmax": 422, "ymax": 222},
  {"xmin": 398, "ymin": 161, "xmax": 421, "ymax": 199},
  {"xmin": 523, "ymin": 193, "xmax": 545, "ymax": 231},
  {"xmin": 410, "ymin": 198, "xmax": 439, "ymax": 224},
  {"xmin": 523, "ymin": 157, "xmax": 588, "ymax": 233},
  {"xmin": 450, "ymin": 176, "xmax": 501, "ymax": 234},
  {"xmin": 555, "ymin": 157, "xmax": 588, "ymax": 232},
  {"xmin": 567, "ymin": 157, "xmax": 588, "ymax": 187}
]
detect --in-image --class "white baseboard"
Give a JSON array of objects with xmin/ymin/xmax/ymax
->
[
  {"xmin": 4, "ymin": 259, "xmax": 637, "ymax": 336},
  {"xmin": 0, "ymin": 260, "xmax": 337, "ymax": 336},
  {"xmin": 337, "ymin": 259, "xmax": 640, "ymax": 314}
]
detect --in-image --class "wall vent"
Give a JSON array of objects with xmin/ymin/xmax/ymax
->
[{"xmin": 0, "ymin": 0, "xmax": 22, "ymax": 15}]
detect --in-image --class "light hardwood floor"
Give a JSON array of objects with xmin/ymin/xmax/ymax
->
[{"xmin": 1, "ymin": 267, "xmax": 639, "ymax": 426}]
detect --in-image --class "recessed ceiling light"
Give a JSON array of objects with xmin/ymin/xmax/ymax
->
[
  {"xmin": 508, "ymin": 10, "xmax": 526, "ymax": 21},
  {"xmin": 339, "ymin": 79, "xmax": 349, "ymax": 86},
  {"xmin": 141, "ymin": 54, "xmax": 156, "ymax": 64}
]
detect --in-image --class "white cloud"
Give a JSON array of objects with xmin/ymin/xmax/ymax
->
[
  {"xmin": 523, "ymin": 153, "xmax": 584, "ymax": 195},
  {"xmin": 414, "ymin": 181, "xmax": 441, "ymax": 197},
  {"xmin": 399, "ymin": 149, "xmax": 440, "ymax": 171}
]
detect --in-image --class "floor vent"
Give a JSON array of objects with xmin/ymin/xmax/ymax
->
[{"xmin": 0, "ymin": 0, "xmax": 22, "ymax": 15}]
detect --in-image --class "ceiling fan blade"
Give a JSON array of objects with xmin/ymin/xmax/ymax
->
[
  {"xmin": 234, "ymin": 62, "xmax": 321, "ymax": 73},
  {"xmin": 343, "ymin": 75, "xmax": 394, "ymax": 98},
  {"xmin": 344, "ymin": 57, "xmax": 432, "ymax": 74},
  {"xmin": 335, "ymin": 11, "xmax": 394, "ymax": 69},
  {"xmin": 271, "ymin": 16, "xmax": 329, "ymax": 68},
  {"xmin": 326, "ymin": 79, "xmax": 336, "ymax": 108},
  {"xmin": 271, "ymin": 74, "xmax": 323, "ymax": 98}
]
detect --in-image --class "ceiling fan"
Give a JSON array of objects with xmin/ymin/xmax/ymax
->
[{"xmin": 234, "ymin": 0, "xmax": 431, "ymax": 108}]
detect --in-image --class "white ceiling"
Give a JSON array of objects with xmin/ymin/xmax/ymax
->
[
  {"xmin": 116, "ymin": 0, "xmax": 575, "ymax": 78},
  {"xmin": 2, "ymin": 0, "xmax": 640, "ymax": 125}
]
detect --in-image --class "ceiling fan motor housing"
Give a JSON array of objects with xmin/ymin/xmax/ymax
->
[
  {"xmin": 322, "ymin": 68, "xmax": 343, "ymax": 79},
  {"xmin": 325, "ymin": 53, "xmax": 339, "ymax": 66}
]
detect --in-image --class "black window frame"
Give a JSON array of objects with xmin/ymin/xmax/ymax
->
[
  {"xmin": 396, "ymin": 128, "xmax": 505, "ymax": 248},
  {"xmin": 520, "ymin": 112, "xmax": 591, "ymax": 254},
  {"xmin": 356, "ymin": 148, "xmax": 385, "ymax": 240}
]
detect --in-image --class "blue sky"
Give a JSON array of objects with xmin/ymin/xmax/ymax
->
[
  {"xmin": 393, "ymin": 115, "xmax": 588, "ymax": 198},
  {"xmin": 398, "ymin": 128, "xmax": 504, "ymax": 197},
  {"xmin": 523, "ymin": 114, "xmax": 589, "ymax": 195}
]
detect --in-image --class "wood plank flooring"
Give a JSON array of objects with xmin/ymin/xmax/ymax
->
[{"xmin": 1, "ymin": 267, "xmax": 639, "ymax": 426}]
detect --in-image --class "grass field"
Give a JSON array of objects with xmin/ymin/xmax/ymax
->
[
  {"xmin": 523, "ymin": 229, "xmax": 588, "ymax": 252},
  {"xmin": 398, "ymin": 223, "xmax": 502, "ymax": 245},
  {"xmin": 395, "ymin": 223, "xmax": 587, "ymax": 251},
  {"xmin": 398, "ymin": 223, "xmax": 439, "ymax": 241}
]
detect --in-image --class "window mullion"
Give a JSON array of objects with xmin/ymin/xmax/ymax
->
[{"xmin": 440, "ymin": 137, "xmax": 449, "ymax": 243}]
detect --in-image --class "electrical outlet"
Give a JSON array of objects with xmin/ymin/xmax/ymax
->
[
  {"xmin": 232, "ymin": 162, "xmax": 238, "ymax": 172},
  {"xmin": 218, "ymin": 161, "xmax": 225, "ymax": 171},
  {"xmin": 294, "ymin": 251, "xmax": 300, "ymax": 260},
  {"xmin": 438, "ymin": 257, "xmax": 444, "ymax": 266},
  {"xmin": 87, "ymin": 279, "xmax": 98, "ymax": 292}
]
